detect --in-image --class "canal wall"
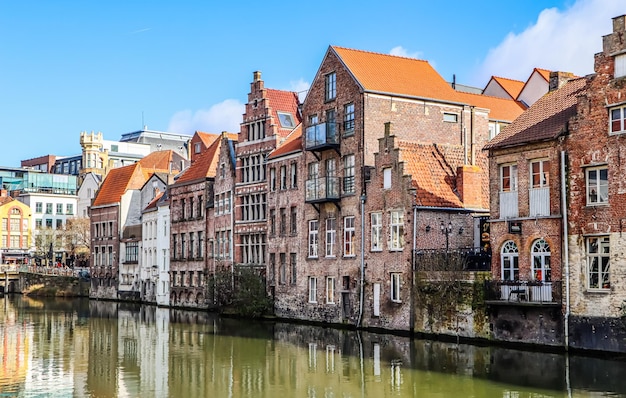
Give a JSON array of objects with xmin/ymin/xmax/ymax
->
[{"xmin": 20, "ymin": 272, "xmax": 90, "ymax": 297}]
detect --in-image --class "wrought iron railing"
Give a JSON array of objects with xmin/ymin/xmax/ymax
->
[{"xmin": 484, "ymin": 280, "xmax": 562, "ymax": 303}]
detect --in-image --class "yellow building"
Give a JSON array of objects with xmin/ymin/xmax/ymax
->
[{"xmin": 0, "ymin": 190, "xmax": 32, "ymax": 265}]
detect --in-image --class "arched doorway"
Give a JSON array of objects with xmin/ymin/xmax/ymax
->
[{"xmin": 531, "ymin": 239, "xmax": 552, "ymax": 302}]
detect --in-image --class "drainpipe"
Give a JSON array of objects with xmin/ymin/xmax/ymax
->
[
  {"xmin": 561, "ymin": 150, "xmax": 570, "ymax": 350},
  {"xmin": 357, "ymin": 193, "xmax": 366, "ymax": 328},
  {"xmin": 410, "ymin": 191, "xmax": 417, "ymax": 334}
]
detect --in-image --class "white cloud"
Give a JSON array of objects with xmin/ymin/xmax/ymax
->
[
  {"xmin": 472, "ymin": 0, "xmax": 625, "ymax": 85},
  {"xmin": 389, "ymin": 46, "xmax": 423, "ymax": 59},
  {"xmin": 289, "ymin": 78, "xmax": 310, "ymax": 102},
  {"xmin": 167, "ymin": 99, "xmax": 244, "ymax": 135}
]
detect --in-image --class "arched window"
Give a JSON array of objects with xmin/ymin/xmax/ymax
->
[
  {"xmin": 531, "ymin": 239, "xmax": 551, "ymax": 281},
  {"xmin": 501, "ymin": 240, "xmax": 519, "ymax": 280}
]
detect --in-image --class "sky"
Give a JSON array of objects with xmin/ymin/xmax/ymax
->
[{"xmin": 1, "ymin": 0, "xmax": 624, "ymax": 167}]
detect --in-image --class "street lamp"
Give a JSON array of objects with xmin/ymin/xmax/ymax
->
[{"xmin": 440, "ymin": 221, "xmax": 452, "ymax": 252}]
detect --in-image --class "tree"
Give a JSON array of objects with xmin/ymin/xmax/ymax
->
[
  {"xmin": 61, "ymin": 217, "xmax": 91, "ymax": 268},
  {"xmin": 33, "ymin": 226, "xmax": 61, "ymax": 266}
]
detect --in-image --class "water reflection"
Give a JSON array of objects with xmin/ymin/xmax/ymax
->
[{"xmin": 1, "ymin": 295, "xmax": 625, "ymax": 397}]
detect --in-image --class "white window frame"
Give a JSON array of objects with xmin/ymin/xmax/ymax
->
[
  {"xmin": 587, "ymin": 236, "xmax": 610, "ymax": 290},
  {"xmin": 530, "ymin": 159, "xmax": 550, "ymax": 188},
  {"xmin": 308, "ymin": 220, "xmax": 319, "ymax": 258},
  {"xmin": 383, "ymin": 168, "xmax": 392, "ymax": 189},
  {"xmin": 325, "ymin": 218, "xmax": 336, "ymax": 258},
  {"xmin": 615, "ymin": 53, "xmax": 626, "ymax": 78},
  {"xmin": 326, "ymin": 277, "xmax": 335, "ymax": 304},
  {"xmin": 343, "ymin": 155, "xmax": 355, "ymax": 194},
  {"xmin": 531, "ymin": 239, "xmax": 551, "ymax": 281},
  {"xmin": 501, "ymin": 240, "xmax": 519, "ymax": 281},
  {"xmin": 343, "ymin": 216, "xmax": 355, "ymax": 257},
  {"xmin": 371, "ymin": 212, "xmax": 382, "ymax": 252},
  {"xmin": 586, "ymin": 166, "xmax": 608, "ymax": 205},
  {"xmin": 500, "ymin": 164, "xmax": 518, "ymax": 192},
  {"xmin": 610, "ymin": 105, "xmax": 626, "ymax": 134},
  {"xmin": 309, "ymin": 277, "xmax": 318, "ymax": 303},
  {"xmin": 389, "ymin": 210, "xmax": 404, "ymax": 251},
  {"xmin": 443, "ymin": 113, "xmax": 458, "ymax": 123},
  {"xmin": 391, "ymin": 273, "xmax": 401, "ymax": 303}
]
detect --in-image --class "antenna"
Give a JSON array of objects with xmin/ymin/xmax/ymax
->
[{"xmin": 142, "ymin": 111, "xmax": 145, "ymax": 129}]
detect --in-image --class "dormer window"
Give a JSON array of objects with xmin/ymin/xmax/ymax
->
[
  {"xmin": 277, "ymin": 112, "xmax": 295, "ymax": 129},
  {"xmin": 615, "ymin": 53, "xmax": 626, "ymax": 78}
]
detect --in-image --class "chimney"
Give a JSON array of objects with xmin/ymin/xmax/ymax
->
[
  {"xmin": 456, "ymin": 165, "xmax": 482, "ymax": 209},
  {"xmin": 0, "ymin": 189, "xmax": 6, "ymax": 198},
  {"xmin": 549, "ymin": 71, "xmax": 574, "ymax": 92},
  {"xmin": 253, "ymin": 71, "xmax": 262, "ymax": 82}
]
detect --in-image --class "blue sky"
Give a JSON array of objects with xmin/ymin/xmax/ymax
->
[{"xmin": 1, "ymin": 0, "xmax": 623, "ymax": 167}]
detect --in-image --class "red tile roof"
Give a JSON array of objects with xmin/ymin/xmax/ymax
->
[
  {"xmin": 144, "ymin": 191, "xmax": 164, "ymax": 212},
  {"xmin": 268, "ymin": 125, "xmax": 302, "ymax": 159},
  {"xmin": 332, "ymin": 46, "xmax": 523, "ymax": 122},
  {"xmin": 266, "ymin": 89, "xmax": 302, "ymax": 139},
  {"xmin": 398, "ymin": 141, "xmax": 466, "ymax": 208},
  {"xmin": 490, "ymin": 76, "xmax": 525, "ymax": 99},
  {"xmin": 196, "ymin": 131, "xmax": 220, "ymax": 147},
  {"xmin": 138, "ymin": 150, "xmax": 184, "ymax": 174},
  {"xmin": 484, "ymin": 77, "xmax": 587, "ymax": 150},
  {"xmin": 535, "ymin": 68, "xmax": 551, "ymax": 81},
  {"xmin": 174, "ymin": 132, "xmax": 237, "ymax": 185}
]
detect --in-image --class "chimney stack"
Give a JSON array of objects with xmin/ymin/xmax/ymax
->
[{"xmin": 549, "ymin": 71, "xmax": 574, "ymax": 92}]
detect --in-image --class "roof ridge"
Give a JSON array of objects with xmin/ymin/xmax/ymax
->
[
  {"xmin": 492, "ymin": 75, "xmax": 524, "ymax": 83},
  {"xmin": 332, "ymin": 45, "xmax": 429, "ymax": 63}
]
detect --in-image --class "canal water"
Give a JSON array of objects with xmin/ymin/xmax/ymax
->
[{"xmin": 1, "ymin": 296, "xmax": 625, "ymax": 397}]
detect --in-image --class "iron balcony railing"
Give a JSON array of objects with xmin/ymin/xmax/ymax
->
[
  {"xmin": 484, "ymin": 280, "xmax": 562, "ymax": 304},
  {"xmin": 305, "ymin": 176, "xmax": 340, "ymax": 202},
  {"xmin": 305, "ymin": 122, "xmax": 338, "ymax": 150}
]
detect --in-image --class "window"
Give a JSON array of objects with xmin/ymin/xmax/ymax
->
[
  {"xmin": 371, "ymin": 212, "xmax": 382, "ymax": 251},
  {"xmin": 46, "ymin": 219, "xmax": 52, "ymax": 228},
  {"xmin": 290, "ymin": 163, "xmax": 297, "ymax": 188},
  {"xmin": 126, "ymin": 242, "xmax": 138, "ymax": 263},
  {"xmin": 326, "ymin": 277, "xmax": 335, "ymax": 304},
  {"xmin": 280, "ymin": 208, "xmax": 287, "ymax": 236},
  {"xmin": 587, "ymin": 236, "xmax": 610, "ymax": 290},
  {"xmin": 326, "ymin": 109, "xmax": 336, "ymax": 138},
  {"xmin": 308, "ymin": 277, "xmax": 318, "ymax": 303},
  {"xmin": 389, "ymin": 211, "xmax": 404, "ymax": 250},
  {"xmin": 277, "ymin": 112, "xmax": 296, "ymax": 129},
  {"xmin": 66, "ymin": 204, "xmax": 73, "ymax": 215},
  {"xmin": 270, "ymin": 168, "xmax": 276, "ymax": 191},
  {"xmin": 500, "ymin": 240, "xmax": 519, "ymax": 281},
  {"xmin": 56, "ymin": 219, "xmax": 63, "ymax": 229},
  {"xmin": 172, "ymin": 234, "xmax": 178, "ymax": 258},
  {"xmin": 325, "ymin": 72, "xmax": 336, "ymax": 101},
  {"xmin": 35, "ymin": 202, "xmax": 42, "ymax": 213},
  {"xmin": 531, "ymin": 160, "xmax": 550, "ymax": 188},
  {"xmin": 586, "ymin": 166, "xmax": 608, "ymax": 205},
  {"xmin": 290, "ymin": 206, "xmax": 297, "ymax": 235},
  {"xmin": 391, "ymin": 273, "xmax": 401, "ymax": 303},
  {"xmin": 308, "ymin": 220, "xmax": 319, "ymax": 258},
  {"xmin": 290, "ymin": 253, "xmax": 297, "ymax": 285},
  {"xmin": 343, "ymin": 216, "xmax": 355, "ymax": 257},
  {"xmin": 194, "ymin": 142, "xmax": 202, "ymax": 154},
  {"xmin": 343, "ymin": 103, "xmax": 354, "ymax": 134},
  {"xmin": 500, "ymin": 164, "xmax": 518, "ymax": 192},
  {"xmin": 443, "ymin": 113, "xmax": 458, "ymax": 123},
  {"xmin": 615, "ymin": 53, "xmax": 626, "ymax": 78},
  {"xmin": 279, "ymin": 253, "xmax": 286, "ymax": 285},
  {"xmin": 383, "ymin": 168, "xmax": 392, "ymax": 189},
  {"xmin": 269, "ymin": 209, "xmax": 276, "ymax": 236},
  {"xmin": 269, "ymin": 253, "xmax": 276, "ymax": 284},
  {"xmin": 35, "ymin": 219, "xmax": 42, "ymax": 228},
  {"xmin": 46, "ymin": 203, "xmax": 52, "ymax": 214},
  {"xmin": 280, "ymin": 165, "xmax": 287, "ymax": 190},
  {"xmin": 531, "ymin": 239, "xmax": 551, "ymax": 281},
  {"xmin": 343, "ymin": 155, "xmax": 355, "ymax": 194},
  {"xmin": 111, "ymin": 144, "xmax": 118, "ymax": 152},
  {"xmin": 325, "ymin": 217, "xmax": 336, "ymax": 257},
  {"xmin": 610, "ymin": 105, "xmax": 626, "ymax": 133}
]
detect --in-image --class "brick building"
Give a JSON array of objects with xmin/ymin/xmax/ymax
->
[
  {"xmin": 234, "ymin": 72, "xmax": 301, "ymax": 270},
  {"xmin": 296, "ymin": 46, "xmax": 523, "ymax": 330},
  {"xmin": 169, "ymin": 132, "xmax": 234, "ymax": 308}
]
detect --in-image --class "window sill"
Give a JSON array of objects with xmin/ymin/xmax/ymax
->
[
  {"xmin": 586, "ymin": 288, "xmax": 611, "ymax": 293},
  {"xmin": 389, "ymin": 248, "xmax": 404, "ymax": 252},
  {"xmin": 391, "ymin": 299, "xmax": 402, "ymax": 304},
  {"xmin": 343, "ymin": 255, "xmax": 356, "ymax": 258},
  {"xmin": 371, "ymin": 249, "xmax": 383, "ymax": 252}
]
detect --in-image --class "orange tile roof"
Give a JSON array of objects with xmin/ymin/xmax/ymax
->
[
  {"xmin": 266, "ymin": 89, "xmax": 302, "ymax": 139},
  {"xmin": 456, "ymin": 91, "xmax": 525, "ymax": 122},
  {"xmin": 92, "ymin": 163, "xmax": 144, "ymax": 207},
  {"xmin": 138, "ymin": 150, "xmax": 183, "ymax": 173},
  {"xmin": 144, "ymin": 191, "xmax": 164, "ymax": 212},
  {"xmin": 490, "ymin": 76, "xmax": 525, "ymax": 99},
  {"xmin": 333, "ymin": 46, "xmax": 458, "ymax": 102},
  {"xmin": 484, "ymin": 77, "xmax": 587, "ymax": 150},
  {"xmin": 535, "ymin": 68, "xmax": 551, "ymax": 81},
  {"xmin": 196, "ymin": 131, "xmax": 220, "ymax": 147},
  {"xmin": 175, "ymin": 132, "xmax": 237, "ymax": 185},
  {"xmin": 398, "ymin": 141, "xmax": 466, "ymax": 208},
  {"xmin": 268, "ymin": 125, "xmax": 302, "ymax": 159}
]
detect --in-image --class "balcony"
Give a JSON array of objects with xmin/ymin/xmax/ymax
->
[
  {"xmin": 305, "ymin": 122, "xmax": 339, "ymax": 152},
  {"xmin": 305, "ymin": 176, "xmax": 340, "ymax": 203},
  {"xmin": 484, "ymin": 280, "xmax": 561, "ymax": 305}
]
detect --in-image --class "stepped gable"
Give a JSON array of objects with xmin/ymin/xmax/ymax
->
[
  {"xmin": 484, "ymin": 77, "xmax": 587, "ymax": 150},
  {"xmin": 398, "ymin": 140, "xmax": 466, "ymax": 208}
]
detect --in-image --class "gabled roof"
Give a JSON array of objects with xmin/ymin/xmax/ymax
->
[
  {"xmin": 266, "ymin": 89, "xmax": 302, "ymax": 138},
  {"xmin": 137, "ymin": 150, "xmax": 183, "ymax": 173},
  {"xmin": 534, "ymin": 68, "xmax": 551, "ymax": 81},
  {"xmin": 488, "ymin": 76, "xmax": 525, "ymax": 99},
  {"xmin": 196, "ymin": 131, "xmax": 220, "ymax": 147},
  {"xmin": 143, "ymin": 191, "xmax": 164, "ymax": 212},
  {"xmin": 455, "ymin": 91, "xmax": 525, "ymax": 122},
  {"xmin": 484, "ymin": 77, "xmax": 587, "ymax": 150},
  {"xmin": 174, "ymin": 132, "xmax": 237, "ymax": 185},
  {"xmin": 0, "ymin": 195, "xmax": 15, "ymax": 207},
  {"xmin": 92, "ymin": 163, "xmax": 144, "ymax": 207},
  {"xmin": 398, "ymin": 141, "xmax": 466, "ymax": 208},
  {"xmin": 267, "ymin": 125, "xmax": 302, "ymax": 160},
  {"xmin": 332, "ymin": 46, "xmax": 458, "ymax": 102}
]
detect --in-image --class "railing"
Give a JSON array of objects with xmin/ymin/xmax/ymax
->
[
  {"xmin": 305, "ymin": 176, "xmax": 340, "ymax": 202},
  {"xmin": 413, "ymin": 247, "xmax": 491, "ymax": 272},
  {"xmin": 529, "ymin": 187, "xmax": 550, "ymax": 216},
  {"xmin": 499, "ymin": 191, "xmax": 519, "ymax": 218},
  {"xmin": 305, "ymin": 122, "xmax": 338, "ymax": 150},
  {"xmin": 484, "ymin": 280, "xmax": 562, "ymax": 304},
  {"xmin": 23, "ymin": 265, "xmax": 77, "ymax": 277}
]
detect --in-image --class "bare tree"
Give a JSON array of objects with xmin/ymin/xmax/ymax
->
[
  {"xmin": 62, "ymin": 217, "xmax": 91, "ymax": 268},
  {"xmin": 33, "ymin": 227, "xmax": 61, "ymax": 266}
]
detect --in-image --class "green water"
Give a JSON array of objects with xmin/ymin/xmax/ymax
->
[{"xmin": 1, "ymin": 295, "xmax": 624, "ymax": 397}]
